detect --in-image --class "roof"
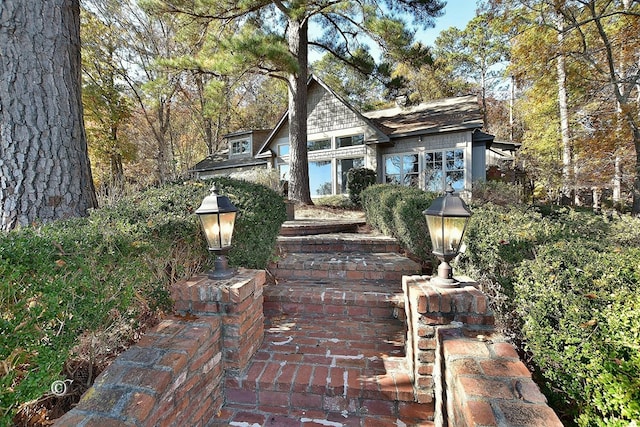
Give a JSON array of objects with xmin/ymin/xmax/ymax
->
[
  {"xmin": 191, "ymin": 151, "xmax": 268, "ymax": 173},
  {"xmin": 363, "ymin": 95, "xmax": 483, "ymax": 138}
]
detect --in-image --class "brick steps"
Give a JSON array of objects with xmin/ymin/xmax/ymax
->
[
  {"xmin": 220, "ymin": 314, "xmax": 435, "ymax": 426},
  {"xmin": 276, "ymin": 232, "xmax": 401, "ymax": 253},
  {"xmin": 263, "ymin": 280, "xmax": 405, "ymax": 320},
  {"xmin": 279, "ymin": 220, "xmax": 367, "ymax": 236},
  {"xmin": 213, "ymin": 228, "xmax": 435, "ymax": 425},
  {"xmin": 270, "ymin": 252, "xmax": 421, "ymax": 283}
]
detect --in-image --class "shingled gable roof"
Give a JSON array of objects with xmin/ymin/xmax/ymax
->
[
  {"xmin": 256, "ymin": 75, "xmax": 390, "ymax": 158},
  {"xmin": 191, "ymin": 129, "xmax": 270, "ymax": 173},
  {"xmin": 363, "ymin": 95, "xmax": 484, "ymax": 138}
]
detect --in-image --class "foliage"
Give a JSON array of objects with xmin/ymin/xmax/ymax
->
[
  {"xmin": 472, "ymin": 180, "xmax": 523, "ymax": 206},
  {"xmin": 0, "ymin": 178, "xmax": 285, "ymax": 426},
  {"xmin": 459, "ymin": 203, "xmax": 640, "ymax": 425},
  {"xmin": 346, "ymin": 168, "xmax": 377, "ymax": 205},
  {"xmin": 361, "ymin": 184, "xmax": 437, "ymax": 262}
]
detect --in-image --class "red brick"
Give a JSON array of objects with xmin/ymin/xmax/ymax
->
[
  {"xmin": 458, "ymin": 376, "xmax": 514, "ymax": 399},
  {"xmin": 275, "ymin": 363, "xmax": 297, "ymax": 391},
  {"xmin": 463, "ymin": 399, "xmax": 497, "ymax": 426},
  {"xmin": 498, "ymin": 402, "xmax": 564, "ymax": 427},
  {"xmin": 394, "ymin": 372, "xmax": 415, "ymax": 401},
  {"xmin": 291, "ymin": 392, "xmax": 322, "ymax": 408},
  {"xmin": 259, "ymin": 390, "xmax": 290, "ymax": 407},
  {"xmin": 294, "ymin": 364, "xmax": 313, "ymax": 392},
  {"xmin": 226, "ymin": 387, "xmax": 258, "ymax": 404},
  {"xmin": 361, "ymin": 398, "xmax": 395, "ymax": 416},
  {"xmin": 398, "ymin": 401, "xmax": 435, "ymax": 420},
  {"xmin": 310, "ymin": 366, "xmax": 329, "ymax": 394},
  {"xmin": 443, "ymin": 339, "xmax": 490, "ymax": 358},
  {"xmin": 480, "ymin": 359, "xmax": 531, "ymax": 378},
  {"xmin": 492, "ymin": 342, "xmax": 520, "ymax": 359},
  {"xmin": 123, "ymin": 391, "xmax": 155, "ymax": 422}
]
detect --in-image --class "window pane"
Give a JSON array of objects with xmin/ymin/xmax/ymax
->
[
  {"xmin": 404, "ymin": 154, "xmax": 419, "ymax": 174},
  {"xmin": 309, "ymin": 160, "xmax": 332, "ymax": 196},
  {"xmin": 386, "ymin": 175, "xmax": 400, "ymax": 185},
  {"xmin": 338, "ymin": 157, "xmax": 364, "ymax": 193},
  {"xmin": 385, "ymin": 156, "xmax": 401, "ymax": 175},
  {"xmin": 447, "ymin": 170, "xmax": 464, "ymax": 191},
  {"xmin": 308, "ymin": 139, "xmax": 330, "ymax": 151},
  {"xmin": 278, "ymin": 164, "xmax": 290, "ymax": 181},
  {"xmin": 278, "ymin": 144, "xmax": 290, "ymax": 156},
  {"xmin": 338, "ymin": 134, "xmax": 364, "ymax": 148}
]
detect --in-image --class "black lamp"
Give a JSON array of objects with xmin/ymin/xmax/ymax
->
[
  {"xmin": 195, "ymin": 185, "xmax": 238, "ymax": 279},
  {"xmin": 423, "ymin": 185, "xmax": 472, "ymax": 287}
]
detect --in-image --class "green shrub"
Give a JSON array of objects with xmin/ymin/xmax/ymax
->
[
  {"xmin": 361, "ymin": 184, "xmax": 437, "ymax": 262},
  {"xmin": 0, "ymin": 178, "xmax": 285, "ymax": 426},
  {"xmin": 514, "ymin": 244, "xmax": 640, "ymax": 426},
  {"xmin": 346, "ymin": 167, "xmax": 376, "ymax": 205},
  {"xmin": 459, "ymin": 204, "xmax": 640, "ymax": 425}
]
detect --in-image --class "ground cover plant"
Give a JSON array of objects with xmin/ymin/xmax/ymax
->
[{"xmin": 0, "ymin": 178, "xmax": 286, "ymax": 426}]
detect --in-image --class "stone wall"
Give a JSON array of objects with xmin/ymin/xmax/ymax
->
[{"xmin": 54, "ymin": 270, "xmax": 265, "ymax": 427}]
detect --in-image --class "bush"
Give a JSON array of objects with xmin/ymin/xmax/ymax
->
[
  {"xmin": 459, "ymin": 204, "xmax": 640, "ymax": 426},
  {"xmin": 346, "ymin": 167, "xmax": 376, "ymax": 205},
  {"xmin": 361, "ymin": 184, "xmax": 437, "ymax": 262},
  {"xmin": 0, "ymin": 178, "xmax": 286, "ymax": 426}
]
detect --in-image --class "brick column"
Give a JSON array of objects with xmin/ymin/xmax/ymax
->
[
  {"xmin": 403, "ymin": 275, "xmax": 494, "ymax": 405},
  {"xmin": 171, "ymin": 270, "xmax": 265, "ymax": 372}
]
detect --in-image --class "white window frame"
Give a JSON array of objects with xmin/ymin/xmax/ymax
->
[
  {"xmin": 424, "ymin": 148, "xmax": 465, "ymax": 192},
  {"xmin": 230, "ymin": 139, "xmax": 251, "ymax": 157}
]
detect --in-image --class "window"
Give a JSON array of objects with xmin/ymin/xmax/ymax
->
[
  {"xmin": 231, "ymin": 139, "xmax": 251, "ymax": 156},
  {"xmin": 337, "ymin": 157, "xmax": 364, "ymax": 194},
  {"xmin": 384, "ymin": 154, "xmax": 419, "ymax": 187},
  {"xmin": 337, "ymin": 134, "xmax": 364, "ymax": 148},
  {"xmin": 307, "ymin": 139, "xmax": 331, "ymax": 151},
  {"xmin": 278, "ymin": 144, "xmax": 290, "ymax": 156},
  {"xmin": 309, "ymin": 160, "xmax": 332, "ymax": 196},
  {"xmin": 425, "ymin": 149, "xmax": 464, "ymax": 192},
  {"xmin": 278, "ymin": 163, "xmax": 290, "ymax": 181}
]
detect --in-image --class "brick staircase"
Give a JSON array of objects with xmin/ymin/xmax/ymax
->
[{"xmin": 214, "ymin": 224, "xmax": 436, "ymax": 426}]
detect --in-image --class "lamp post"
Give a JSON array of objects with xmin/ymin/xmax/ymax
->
[
  {"xmin": 423, "ymin": 185, "xmax": 472, "ymax": 287},
  {"xmin": 195, "ymin": 185, "xmax": 238, "ymax": 279}
]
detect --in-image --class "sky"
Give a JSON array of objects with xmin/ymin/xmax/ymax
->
[{"xmin": 415, "ymin": 0, "xmax": 480, "ymax": 46}]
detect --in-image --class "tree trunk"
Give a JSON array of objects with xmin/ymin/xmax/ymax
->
[
  {"xmin": 287, "ymin": 18, "xmax": 312, "ymax": 204},
  {"xmin": 555, "ymin": 13, "xmax": 573, "ymax": 204},
  {"xmin": 0, "ymin": 0, "xmax": 97, "ymax": 231}
]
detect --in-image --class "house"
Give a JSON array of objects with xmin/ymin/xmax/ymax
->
[
  {"xmin": 191, "ymin": 129, "xmax": 271, "ymax": 179},
  {"xmin": 192, "ymin": 76, "xmax": 502, "ymax": 197}
]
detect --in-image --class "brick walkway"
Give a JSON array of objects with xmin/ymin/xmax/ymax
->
[{"xmin": 207, "ymin": 224, "xmax": 435, "ymax": 426}]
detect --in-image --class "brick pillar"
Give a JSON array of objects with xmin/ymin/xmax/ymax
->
[
  {"xmin": 403, "ymin": 275, "xmax": 494, "ymax": 405},
  {"xmin": 171, "ymin": 270, "xmax": 265, "ymax": 372}
]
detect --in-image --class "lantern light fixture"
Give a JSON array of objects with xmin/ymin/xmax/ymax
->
[
  {"xmin": 423, "ymin": 184, "xmax": 472, "ymax": 287},
  {"xmin": 195, "ymin": 185, "xmax": 238, "ymax": 279}
]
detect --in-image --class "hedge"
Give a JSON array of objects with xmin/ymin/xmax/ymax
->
[
  {"xmin": 361, "ymin": 184, "xmax": 438, "ymax": 263},
  {"xmin": 458, "ymin": 204, "xmax": 640, "ymax": 426},
  {"xmin": 0, "ymin": 178, "xmax": 286, "ymax": 426}
]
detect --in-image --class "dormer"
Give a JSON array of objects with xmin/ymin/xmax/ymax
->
[{"xmin": 225, "ymin": 130, "xmax": 271, "ymax": 160}]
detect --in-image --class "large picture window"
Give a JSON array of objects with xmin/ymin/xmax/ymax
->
[
  {"xmin": 425, "ymin": 149, "xmax": 464, "ymax": 192},
  {"xmin": 309, "ymin": 160, "xmax": 333, "ymax": 196},
  {"xmin": 384, "ymin": 154, "xmax": 419, "ymax": 186},
  {"xmin": 337, "ymin": 157, "xmax": 364, "ymax": 194}
]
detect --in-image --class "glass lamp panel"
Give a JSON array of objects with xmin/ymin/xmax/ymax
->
[
  {"xmin": 425, "ymin": 215, "xmax": 444, "ymax": 254},
  {"xmin": 219, "ymin": 211, "xmax": 236, "ymax": 247},
  {"xmin": 199, "ymin": 213, "xmax": 221, "ymax": 250},
  {"xmin": 442, "ymin": 216, "xmax": 467, "ymax": 255}
]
